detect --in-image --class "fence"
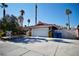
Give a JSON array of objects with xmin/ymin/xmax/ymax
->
[{"xmin": 54, "ymin": 29, "xmax": 78, "ymax": 39}]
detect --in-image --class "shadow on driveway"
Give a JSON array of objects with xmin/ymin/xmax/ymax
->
[
  {"xmin": 51, "ymin": 39, "xmax": 73, "ymax": 44},
  {"xmin": 9, "ymin": 37, "xmax": 48, "ymax": 43}
]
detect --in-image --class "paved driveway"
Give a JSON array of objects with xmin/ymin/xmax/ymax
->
[{"xmin": 0, "ymin": 38, "xmax": 79, "ymax": 56}]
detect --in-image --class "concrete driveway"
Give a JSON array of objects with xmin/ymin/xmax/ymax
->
[{"xmin": 0, "ymin": 38, "xmax": 79, "ymax": 56}]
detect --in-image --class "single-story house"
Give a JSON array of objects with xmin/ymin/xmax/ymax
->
[
  {"xmin": 26, "ymin": 21, "xmax": 59, "ymax": 37},
  {"xmin": 24, "ymin": 21, "xmax": 78, "ymax": 39}
]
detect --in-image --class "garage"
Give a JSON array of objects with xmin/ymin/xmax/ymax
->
[{"xmin": 32, "ymin": 27, "xmax": 49, "ymax": 37}]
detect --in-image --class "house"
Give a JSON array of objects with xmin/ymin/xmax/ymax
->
[
  {"xmin": 24, "ymin": 21, "xmax": 78, "ymax": 39},
  {"xmin": 26, "ymin": 21, "xmax": 59, "ymax": 37}
]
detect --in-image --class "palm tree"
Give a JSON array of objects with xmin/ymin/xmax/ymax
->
[
  {"xmin": 66, "ymin": 9, "xmax": 72, "ymax": 30},
  {"xmin": 0, "ymin": 3, "xmax": 8, "ymax": 18},
  {"xmin": 18, "ymin": 9, "xmax": 25, "ymax": 26},
  {"xmin": 27, "ymin": 19, "xmax": 30, "ymax": 26},
  {"xmin": 20, "ymin": 9, "xmax": 25, "ymax": 16},
  {"xmin": 35, "ymin": 4, "xmax": 37, "ymax": 25}
]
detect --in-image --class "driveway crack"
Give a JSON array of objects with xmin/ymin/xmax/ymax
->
[
  {"xmin": 54, "ymin": 45, "xmax": 59, "ymax": 56},
  {"xmin": 19, "ymin": 50, "xmax": 31, "ymax": 56}
]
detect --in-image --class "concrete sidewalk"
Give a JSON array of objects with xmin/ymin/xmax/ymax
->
[{"xmin": 0, "ymin": 38, "xmax": 79, "ymax": 56}]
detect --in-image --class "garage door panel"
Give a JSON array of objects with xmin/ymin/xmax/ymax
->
[{"xmin": 32, "ymin": 28, "xmax": 49, "ymax": 37}]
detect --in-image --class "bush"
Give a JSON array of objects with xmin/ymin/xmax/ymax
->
[{"xmin": 0, "ymin": 30, "xmax": 4, "ymax": 37}]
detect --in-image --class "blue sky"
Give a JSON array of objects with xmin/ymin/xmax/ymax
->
[{"xmin": 0, "ymin": 3, "xmax": 79, "ymax": 27}]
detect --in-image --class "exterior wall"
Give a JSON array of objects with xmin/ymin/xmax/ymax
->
[
  {"xmin": 32, "ymin": 27, "xmax": 49, "ymax": 37},
  {"xmin": 54, "ymin": 29, "xmax": 77, "ymax": 39},
  {"xmin": 76, "ymin": 29, "xmax": 79, "ymax": 38},
  {"xmin": 29, "ymin": 28, "xmax": 32, "ymax": 36},
  {"xmin": 26, "ymin": 28, "xmax": 32, "ymax": 36},
  {"xmin": 48, "ymin": 27, "xmax": 52, "ymax": 37}
]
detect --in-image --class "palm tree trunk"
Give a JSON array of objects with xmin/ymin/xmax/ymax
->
[
  {"xmin": 35, "ymin": 4, "xmax": 37, "ymax": 25},
  {"xmin": 3, "ymin": 8, "xmax": 5, "ymax": 17},
  {"xmin": 68, "ymin": 15, "xmax": 70, "ymax": 30}
]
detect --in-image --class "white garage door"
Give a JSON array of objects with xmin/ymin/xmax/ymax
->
[{"xmin": 32, "ymin": 28, "xmax": 49, "ymax": 37}]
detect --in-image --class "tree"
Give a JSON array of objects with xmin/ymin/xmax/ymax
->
[
  {"xmin": 18, "ymin": 9, "xmax": 25, "ymax": 26},
  {"xmin": 8, "ymin": 15, "xmax": 19, "ymax": 32},
  {"xmin": 77, "ymin": 25, "xmax": 79, "ymax": 29},
  {"xmin": 27, "ymin": 19, "xmax": 30, "ymax": 26},
  {"xmin": 0, "ymin": 18, "xmax": 8, "ymax": 32},
  {"xmin": 20, "ymin": 9, "xmax": 25, "ymax": 16},
  {"xmin": 66, "ymin": 9, "xmax": 72, "ymax": 30},
  {"xmin": 0, "ymin": 15, "xmax": 19, "ymax": 35},
  {"xmin": 0, "ymin": 3, "xmax": 8, "ymax": 17},
  {"xmin": 0, "ymin": 20, "xmax": 2, "ymax": 29}
]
